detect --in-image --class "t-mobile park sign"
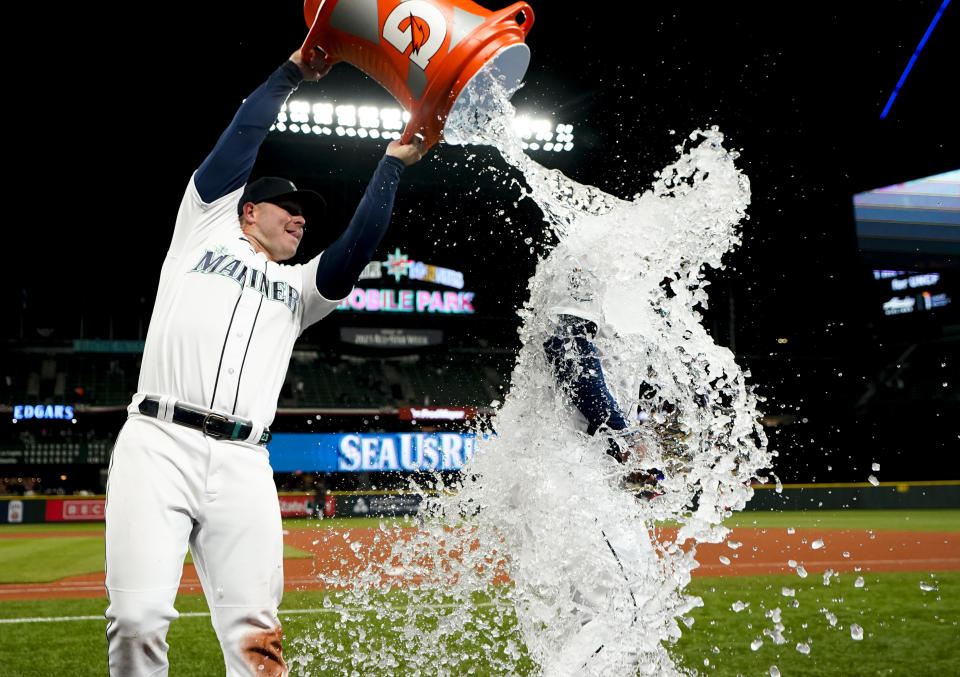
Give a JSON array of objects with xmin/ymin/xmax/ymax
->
[
  {"xmin": 336, "ymin": 249, "xmax": 475, "ymax": 314},
  {"xmin": 268, "ymin": 432, "xmax": 477, "ymax": 472}
]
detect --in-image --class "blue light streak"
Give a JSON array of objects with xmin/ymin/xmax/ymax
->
[{"xmin": 880, "ymin": 0, "xmax": 952, "ymax": 119}]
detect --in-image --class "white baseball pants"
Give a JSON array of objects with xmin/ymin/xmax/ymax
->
[
  {"xmin": 541, "ymin": 516, "xmax": 653, "ymax": 677},
  {"xmin": 104, "ymin": 415, "xmax": 286, "ymax": 676}
]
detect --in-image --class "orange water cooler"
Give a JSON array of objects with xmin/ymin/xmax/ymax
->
[{"xmin": 301, "ymin": 0, "xmax": 534, "ymax": 148}]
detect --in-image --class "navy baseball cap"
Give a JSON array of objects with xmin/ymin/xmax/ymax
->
[{"xmin": 238, "ymin": 177, "xmax": 327, "ymax": 226}]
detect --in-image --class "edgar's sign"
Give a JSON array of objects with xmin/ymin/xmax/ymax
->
[{"xmin": 382, "ymin": 1, "xmax": 447, "ymax": 70}]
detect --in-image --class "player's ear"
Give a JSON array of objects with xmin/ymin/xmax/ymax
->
[{"xmin": 240, "ymin": 201, "xmax": 257, "ymax": 225}]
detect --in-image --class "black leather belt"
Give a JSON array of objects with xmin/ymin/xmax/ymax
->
[{"xmin": 138, "ymin": 397, "xmax": 272, "ymax": 445}]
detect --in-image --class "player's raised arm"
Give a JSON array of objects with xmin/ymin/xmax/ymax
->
[
  {"xmin": 194, "ymin": 49, "xmax": 332, "ymax": 204},
  {"xmin": 314, "ymin": 137, "xmax": 427, "ymax": 300},
  {"xmin": 543, "ymin": 313, "xmax": 630, "ymax": 437}
]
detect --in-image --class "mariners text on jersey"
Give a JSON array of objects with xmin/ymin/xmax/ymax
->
[{"xmin": 190, "ymin": 247, "xmax": 302, "ymax": 314}]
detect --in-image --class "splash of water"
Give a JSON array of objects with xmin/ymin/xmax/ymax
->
[{"xmin": 292, "ymin": 67, "xmax": 771, "ymax": 676}]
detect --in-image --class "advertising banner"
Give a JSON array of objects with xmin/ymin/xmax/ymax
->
[
  {"xmin": 269, "ymin": 432, "xmax": 478, "ymax": 473},
  {"xmin": 45, "ymin": 498, "xmax": 106, "ymax": 522},
  {"xmin": 277, "ymin": 493, "xmax": 315, "ymax": 517},
  {"xmin": 397, "ymin": 406, "xmax": 476, "ymax": 421},
  {"xmin": 6, "ymin": 500, "xmax": 23, "ymax": 523},
  {"xmin": 0, "ymin": 498, "xmax": 47, "ymax": 524},
  {"xmin": 335, "ymin": 493, "xmax": 423, "ymax": 517}
]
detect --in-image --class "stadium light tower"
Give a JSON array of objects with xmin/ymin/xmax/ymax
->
[{"xmin": 271, "ymin": 99, "xmax": 575, "ymax": 152}]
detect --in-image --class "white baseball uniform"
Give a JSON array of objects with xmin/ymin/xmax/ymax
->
[
  {"xmin": 536, "ymin": 246, "xmax": 655, "ymax": 675},
  {"xmin": 104, "ymin": 175, "xmax": 339, "ymax": 677},
  {"xmin": 102, "ymin": 52, "xmax": 411, "ymax": 675}
]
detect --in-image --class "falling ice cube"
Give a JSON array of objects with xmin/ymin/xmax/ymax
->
[
  {"xmin": 770, "ymin": 666, "xmax": 781, "ymax": 677},
  {"xmin": 920, "ymin": 581, "xmax": 937, "ymax": 592},
  {"xmin": 826, "ymin": 612, "xmax": 837, "ymax": 626},
  {"xmin": 797, "ymin": 565, "xmax": 808, "ymax": 578},
  {"xmin": 782, "ymin": 587, "xmax": 795, "ymax": 597},
  {"xmin": 719, "ymin": 556, "xmax": 731, "ymax": 565},
  {"xmin": 732, "ymin": 600, "xmax": 749, "ymax": 612},
  {"xmin": 854, "ymin": 576, "xmax": 865, "ymax": 588},
  {"xmin": 867, "ymin": 475, "xmax": 879, "ymax": 486},
  {"xmin": 751, "ymin": 638, "xmax": 763, "ymax": 651},
  {"xmin": 811, "ymin": 539, "xmax": 824, "ymax": 550},
  {"xmin": 850, "ymin": 624, "xmax": 864, "ymax": 640},
  {"xmin": 796, "ymin": 642, "xmax": 811, "ymax": 654},
  {"xmin": 787, "ymin": 527, "xmax": 795, "ymax": 534},
  {"xmin": 823, "ymin": 569, "xmax": 834, "ymax": 585},
  {"xmin": 788, "ymin": 559, "xmax": 798, "ymax": 568},
  {"xmin": 871, "ymin": 462, "xmax": 880, "ymax": 471}
]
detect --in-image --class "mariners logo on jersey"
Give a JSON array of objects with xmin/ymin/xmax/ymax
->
[{"xmin": 190, "ymin": 247, "xmax": 302, "ymax": 314}]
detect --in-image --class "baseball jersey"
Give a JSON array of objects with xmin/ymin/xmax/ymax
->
[{"xmin": 131, "ymin": 175, "xmax": 340, "ymax": 428}]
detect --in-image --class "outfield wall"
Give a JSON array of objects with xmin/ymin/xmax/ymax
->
[
  {"xmin": 746, "ymin": 481, "xmax": 960, "ymax": 511},
  {"xmin": 0, "ymin": 493, "xmax": 324, "ymax": 524},
  {"xmin": 1, "ymin": 482, "xmax": 957, "ymax": 524}
]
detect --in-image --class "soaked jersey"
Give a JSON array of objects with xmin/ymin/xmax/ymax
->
[{"xmin": 131, "ymin": 175, "xmax": 339, "ymax": 427}]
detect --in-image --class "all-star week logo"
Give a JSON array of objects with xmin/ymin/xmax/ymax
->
[
  {"xmin": 340, "ymin": 248, "xmax": 475, "ymax": 314},
  {"xmin": 382, "ymin": 248, "xmax": 414, "ymax": 282},
  {"xmin": 189, "ymin": 247, "xmax": 301, "ymax": 314},
  {"xmin": 371, "ymin": 248, "xmax": 464, "ymax": 288}
]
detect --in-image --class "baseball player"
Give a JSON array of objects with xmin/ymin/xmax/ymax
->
[
  {"xmin": 538, "ymin": 251, "xmax": 684, "ymax": 675},
  {"xmin": 103, "ymin": 47, "xmax": 425, "ymax": 676},
  {"xmin": 542, "ymin": 256, "xmax": 686, "ymax": 479},
  {"xmin": 541, "ymin": 256, "xmax": 643, "ymax": 459}
]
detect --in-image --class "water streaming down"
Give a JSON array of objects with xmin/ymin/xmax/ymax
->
[{"xmin": 291, "ymin": 69, "xmax": 773, "ymax": 676}]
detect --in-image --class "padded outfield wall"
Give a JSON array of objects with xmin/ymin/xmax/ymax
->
[{"xmin": 2, "ymin": 481, "xmax": 957, "ymax": 524}]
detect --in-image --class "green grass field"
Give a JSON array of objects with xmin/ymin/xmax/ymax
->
[
  {"xmin": 1, "ymin": 510, "xmax": 958, "ymax": 676},
  {"xmin": 721, "ymin": 508, "xmax": 959, "ymax": 532},
  {"xmin": 0, "ymin": 538, "xmax": 311, "ymax": 584}
]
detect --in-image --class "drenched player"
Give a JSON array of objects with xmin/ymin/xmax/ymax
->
[
  {"xmin": 542, "ymin": 261, "xmax": 645, "ymax": 467},
  {"xmin": 543, "ymin": 259, "xmax": 688, "ymax": 482},
  {"xmin": 103, "ymin": 47, "xmax": 425, "ymax": 676},
  {"xmin": 539, "ymin": 254, "xmax": 690, "ymax": 675}
]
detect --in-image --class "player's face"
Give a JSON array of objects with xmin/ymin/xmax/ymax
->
[{"xmin": 246, "ymin": 201, "xmax": 306, "ymax": 262}]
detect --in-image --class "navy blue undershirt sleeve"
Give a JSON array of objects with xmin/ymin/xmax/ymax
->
[
  {"xmin": 544, "ymin": 314, "xmax": 628, "ymax": 435},
  {"xmin": 315, "ymin": 155, "xmax": 406, "ymax": 299},
  {"xmin": 194, "ymin": 60, "xmax": 303, "ymax": 203}
]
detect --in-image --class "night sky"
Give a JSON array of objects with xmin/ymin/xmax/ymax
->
[
  {"xmin": 6, "ymin": 1, "xmax": 959, "ymax": 479},
  {"xmin": 13, "ymin": 2, "xmax": 955, "ymax": 318}
]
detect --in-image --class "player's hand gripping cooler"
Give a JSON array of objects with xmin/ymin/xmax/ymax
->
[{"xmin": 300, "ymin": 0, "xmax": 534, "ymax": 149}]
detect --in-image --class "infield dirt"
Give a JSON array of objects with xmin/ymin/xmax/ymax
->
[{"xmin": 1, "ymin": 526, "xmax": 956, "ymax": 601}]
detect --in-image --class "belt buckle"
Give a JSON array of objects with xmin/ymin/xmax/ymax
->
[{"xmin": 202, "ymin": 413, "xmax": 229, "ymax": 439}]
